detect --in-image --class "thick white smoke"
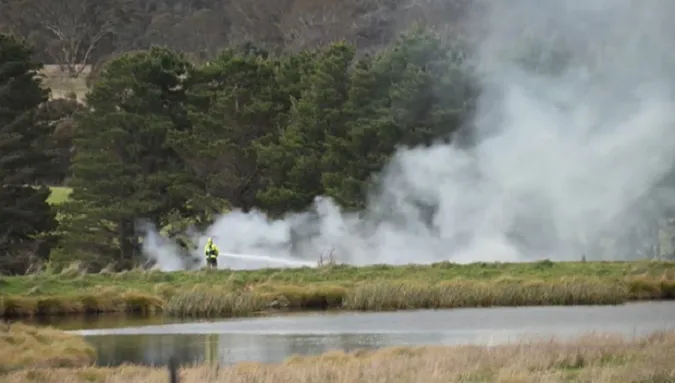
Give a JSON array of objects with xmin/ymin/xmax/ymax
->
[{"xmin": 143, "ymin": 0, "xmax": 675, "ymax": 270}]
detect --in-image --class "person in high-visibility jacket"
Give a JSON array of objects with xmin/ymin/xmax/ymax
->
[{"xmin": 204, "ymin": 237, "xmax": 219, "ymax": 269}]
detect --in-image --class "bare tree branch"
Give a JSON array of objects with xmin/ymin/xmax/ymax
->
[{"xmin": 20, "ymin": 0, "xmax": 121, "ymax": 77}]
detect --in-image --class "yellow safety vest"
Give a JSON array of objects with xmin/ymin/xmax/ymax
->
[{"xmin": 205, "ymin": 244, "xmax": 218, "ymax": 258}]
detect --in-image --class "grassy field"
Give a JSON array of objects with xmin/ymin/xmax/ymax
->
[
  {"xmin": 47, "ymin": 186, "xmax": 73, "ymax": 205},
  {"xmin": 2, "ymin": 260, "xmax": 675, "ymax": 319},
  {"xmin": 1, "ymin": 324, "xmax": 673, "ymax": 383},
  {"xmin": 0, "ymin": 322, "xmax": 95, "ymax": 373}
]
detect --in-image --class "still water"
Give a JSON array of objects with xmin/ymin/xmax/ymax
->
[{"xmin": 42, "ymin": 302, "xmax": 675, "ymax": 367}]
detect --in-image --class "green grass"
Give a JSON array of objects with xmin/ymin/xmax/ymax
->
[
  {"xmin": 2, "ymin": 260, "xmax": 675, "ymax": 319},
  {"xmin": 47, "ymin": 186, "xmax": 72, "ymax": 205},
  {"xmin": 4, "ymin": 260, "xmax": 675, "ymax": 295}
]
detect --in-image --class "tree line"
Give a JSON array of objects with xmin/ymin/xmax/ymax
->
[
  {"xmin": 2, "ymin": 20, "xmax": 675, "ymax": 275},
  {"xmin": 0, "ymin": 26, "xmax": 479, "ymax": 274},
  {"xmin": 0, "ymin": 0, "xmax": 472, "ymax": 79}
]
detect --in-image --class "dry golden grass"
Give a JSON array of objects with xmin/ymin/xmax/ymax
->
[
  {"xmin": 166, "ymin": 279, "xmax": 630, "ymax": 317},
  {"xmin": 3, "ymin": 330, "xmax": 674, "ymax": 383},
  {"xmin": 0, "ymin": 322, "xmax": 95, "ymax": 373},
  {"xmin": 342, "ymin": 279, "xmax": 630, "ymax": 310},
  {"xmin": 0, "ymin": 288, "xmax": 164, "ymax": 318}
]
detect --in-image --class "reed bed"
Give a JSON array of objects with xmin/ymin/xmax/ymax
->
[
  {"xmin": 0, "ymin": 322, "xmax": 95, "ymax": 373},
  {"xmin": 0, "ymin": 277, "xmax": 671, "ymax": 320},
  {"xmin": 2, "ymin": 260, "xmax": 675, "ymax": 319},
  {"xmin": 3, "ymin": 330, "xmax": 674, "ymax": 383},
  {"xmin": 0, "ymin": 288, "xmax": 164, "ymax": 318},
  {"xmin": 166, "ymin": 289, "xmax": 268, "ymax": 317},
  {"xmin": 342, "ymin": 279, "xmax": 630, "ymax": 310}
]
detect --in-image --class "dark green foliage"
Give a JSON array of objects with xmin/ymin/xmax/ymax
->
[
  {"xmin": 1, "ymin": 0, "xmax": 674, "ymax": 271},
  {"xmin": 169, "ymin": 46, "xmax": 287, "ymax": 215},
  {"xmin": 35, "ymin": 97, "xmax": 85, "ymax": 185},
  {"xmin": 3, "ymin": 22, "xmax": 673, "ymax": 270},
  {"xmin": 55, "ymin": 46, "xmax": 195, "ymax": 270},
  {"xmin": 322, "ymin": 28, "xmax": 477, "ymax": 210},
  {"xmin": 0, "ymin": 34, "xmax": 58, "ymax": 274},
  {"xmin": 0, "ymin": 34, "xmax": 53, "ymax": 184},
  {"xmin": 46, "ymin": 28, "xmax": 486, "ymax": 269},
  {"xmin": 256, "ymin": 42, "xmax": 355, "ymax": 216}
]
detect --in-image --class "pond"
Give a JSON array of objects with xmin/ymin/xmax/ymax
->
[{"xmin": 33, "ymin": 301, "xmax": 675, "ymax": 367}]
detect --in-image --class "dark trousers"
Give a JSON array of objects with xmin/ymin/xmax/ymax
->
[{"xmin": 207, "ymin": 257, "xmax": 217, "ymax": 268}]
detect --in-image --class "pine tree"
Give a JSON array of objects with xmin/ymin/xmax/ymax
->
[
  {"xmin": 322, "ymin": 27, "xmax": 477, "ymax": 211},
  {"xmin": 55, "ymin": 46, "xmax": 194, "ymax": 270},
  {"xmin": 35, "ymin": 97, "xmax": 84, "ymax": 185},
  {"xmin": 0, "ymin": 34, "xmax": 58, "ymax": 274},
  {"xmin": 168, "ymin": 46, "xmax": 286, "ymax": 217},
  {"xmin": 321, "ymin": 54, "xmax": 385, "ymax": 210},
  {"xmin": 256, "ymin": 42, "xmax": 355, "ymax": 216}
]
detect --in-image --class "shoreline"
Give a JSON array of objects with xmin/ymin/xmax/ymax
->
[
  {"xmin": 1, "ymin": 322, "xmax": 673, "ymax": 382},
  {"xmin": 2, "ymin": 260, "xmax": 674, "ymax": 320}
]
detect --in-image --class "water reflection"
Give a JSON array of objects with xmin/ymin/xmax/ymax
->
[
  {"xmin": 86, "ymin": 326, "xmax": 669, "ymax": 367},
  {"xmin": 89, "ymin": 333, "xmax": 413, "ymax": 367},
  {"xmin": 23, "ymin": 313, "xmax": 186, "ymax": 331},
  {"xmin": 50, "ymin": 302, "xmax": 675, "ymax": 367}
]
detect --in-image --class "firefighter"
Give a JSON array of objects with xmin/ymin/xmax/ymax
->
[{"xmin": 204, "ymin": 237, "xmax": 219, "ymax": 269}]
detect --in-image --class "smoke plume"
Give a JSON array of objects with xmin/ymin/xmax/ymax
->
[{"xmin": 143, "ymin": 0, "xmax": 675, "ymax": 270}]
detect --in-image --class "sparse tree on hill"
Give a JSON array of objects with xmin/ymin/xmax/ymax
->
[
  {"xmin": 16, "ymin": 0, "xmax": 124, "ymax": 76},
  {"xmin": 224, "ymin": 0, "xmax": 292, "ymax": 50}
]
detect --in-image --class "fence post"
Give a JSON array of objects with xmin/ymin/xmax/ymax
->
[{"xmin": 168, "ymin": 356, "xmax": 179, "ymax": 383}]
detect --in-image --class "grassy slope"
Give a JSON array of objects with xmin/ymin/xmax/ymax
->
[{"xmin": 3, "ymin": 329, "xmax": 674, "ymax": 382}]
